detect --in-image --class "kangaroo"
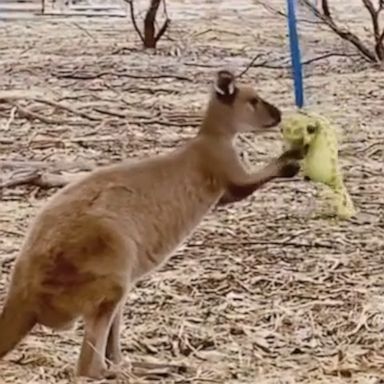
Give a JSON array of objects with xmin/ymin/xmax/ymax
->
[{"xmin": 0, "ymin": 70, "xmax": 302, "ymax": 379}]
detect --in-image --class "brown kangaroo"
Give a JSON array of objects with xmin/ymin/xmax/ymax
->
[{"xmin": 0, "ymin": 70, "xmax": 302, "ymax": 379}]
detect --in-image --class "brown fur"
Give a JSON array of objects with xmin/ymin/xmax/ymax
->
[{"xmin": 0, "ymin": 70, "xmax": 302, "ymax": 379}]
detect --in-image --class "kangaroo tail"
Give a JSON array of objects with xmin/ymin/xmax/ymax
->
[{"xmin": 0, "ymin": 288, "xmax": 36, "ymax": 358}]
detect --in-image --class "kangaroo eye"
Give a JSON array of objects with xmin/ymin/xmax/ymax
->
[{"xmin": 249, "ymin": 97, "xmax": 259, "ymax": 107}]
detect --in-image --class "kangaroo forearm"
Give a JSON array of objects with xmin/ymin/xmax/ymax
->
[{"xmin": 217, "ymin": 168, "xmax": 277, "ymax": 206}]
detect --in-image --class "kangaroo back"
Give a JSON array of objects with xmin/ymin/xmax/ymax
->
[{"xmin": 0, "ymin": 286, "xmax": 36, "ymax": 357}]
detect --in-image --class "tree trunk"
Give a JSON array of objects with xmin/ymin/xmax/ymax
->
[{"xmin": 144, "ymin": 0, "xmax": 161, "ymax": 48}]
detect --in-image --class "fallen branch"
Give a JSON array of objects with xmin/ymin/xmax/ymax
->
[
  {"xmin": 0, "ymin": 159, "xmax": 95, "ymax": 172},
  {"xmin": 188, "ymin": 238, "xmax": 335, "ymax": 250},
  {"xmin": 127, "ymin": 360, "xmax": 190, "ymax": 378},
  {"xmin": 8, "ymin": 101, "xmax": 70, "ymax": 125},
  {"xmin": 0, "ymin": 169, "xmax": 87, "ymax": 190},
  {"xmin": 0, "ymin": 90, "xmax": 101, "ymax": 122},
  {"xmin": 52, "ymin": 70, "xmax": 192, "ymax": 82},
  {"xmin": 35, "ymin": 98, "xmax": 101, "ymax": 121},
  {"xmin": 92, "ymin": 107, "xmax": 128, "ymax": 119}
]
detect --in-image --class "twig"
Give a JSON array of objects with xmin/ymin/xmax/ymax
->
[
  {"xmin": 183, "ymin": 62, "xmax": 217, "ymax": 68},
  {"xmin": 70, "ymin": 22, "xmax": 97, "ymax": 41},
  {"xmin": 154, "ymin": 0, "xmax": 171, "ymax": 44},
  {"xmin": 155, "ymin": 18, "xmax": 170, "ymax": 45},
  {"xmin": 93, "ymin": 107, "xmax": 127, "ymax": 119},
  {"xmin": 252, "ymin": 0, "xmax": 287, "ymax": 17},
  {"xmin": 252, "ymin": 0, "xmax": 322, "ymax": 25},
  {"xmin": 3, "ymin": 106, "xmax": 17, "ymax": 130},
  {"xmin": 241, "ymin": 240, "xmax": 335, "ymax": 249},
  {"xmin": 239, "ymin": 52, "xmax": 361, "ymax": 75},
  {"xmin": 300, "ymin": 52, "xmax": 361, "ymax": 65},
  {"xmin": 237, "ymin": 54, "xmax": 266, "ymax": 77},
  {"xmin": 162, "ymin": 0, "xmax": 168, "ymax": 19},
  {"xmin": 123, "ymin": 361, "xmax": 190, "ymax": 378}
]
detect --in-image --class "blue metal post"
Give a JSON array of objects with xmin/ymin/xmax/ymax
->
[{"xmin": 286, "ymin": 0, "xmax": 304, "ymax": 108}]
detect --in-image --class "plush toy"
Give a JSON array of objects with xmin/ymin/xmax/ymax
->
[{"xmin": 281, "ymin": 111, "xmax": 356, "ymax": 219}]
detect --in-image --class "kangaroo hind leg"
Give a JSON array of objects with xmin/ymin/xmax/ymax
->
[
  {"xmin": 105, "ymin": 304, "xmax": 124, "ymax": 365},
  {"xmin": 76, "ymin": 296, "xmax": 123, "ymax": 379}
]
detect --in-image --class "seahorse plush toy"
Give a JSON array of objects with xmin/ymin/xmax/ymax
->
[{"xmin": 281, "ymin": 111, "xmax": 356, "ymax": 219}]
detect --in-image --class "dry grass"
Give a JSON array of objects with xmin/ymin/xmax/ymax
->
[{"xmin": 0, "ymin": 0, "xmax": 383, "ymax": 383}]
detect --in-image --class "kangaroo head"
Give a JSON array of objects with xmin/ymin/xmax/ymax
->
[{"xmin": 202, "ymin": 70, "xmax": 281, "ymax": 136}]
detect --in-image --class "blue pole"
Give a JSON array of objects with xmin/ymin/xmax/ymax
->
[{"xmin": 286, "ymin": 0, "xmax": 304, "ymax": 108}]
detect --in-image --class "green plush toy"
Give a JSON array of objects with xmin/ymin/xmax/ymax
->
[{"xmin": 281, "ymin": 111, "xmax": 356, "ymax": 219}]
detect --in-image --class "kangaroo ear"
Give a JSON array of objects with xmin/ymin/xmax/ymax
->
[{"xmin": 214, "ymin": 70, "xmax": 237, "ymax": 103}]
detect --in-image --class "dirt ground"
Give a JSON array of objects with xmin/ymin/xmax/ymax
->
[{"xmin": 0, "ymin": 0, "xmax": 383, "ymax": 383}]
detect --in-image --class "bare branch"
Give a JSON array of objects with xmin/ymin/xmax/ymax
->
[
  {"xmin": 123, "ymin": 0, "xmax": 145, "ymax": 44},
  {"xmin": 300, "ymin": 0, "xmax": 378, "ymax": 62},
  {"xmin": 377, "ymin": 29, "xmax": 384, "ymax": 56},
  {"xmin": 253, "ymin": 0, "xmax": 322, "ymax": 25},
  {"xmin": 362, "ymin": 0, "xmax": 384, "ymax": 59},
  {"xmin": 362, "ymin": 0, "xmax": 377, "ymax": 15},
  {"xmin": 237, "ymin": 54, "xmax": 266, "ymax": 77},
  {"xmin": 253, "ymin": 0, "xmax": 287, "ymax": 17},
  {"xmin": 240, "ymin": 52, "xmax": 361, "ymax": 76},
  {"xmin": 162, "ymin": 0, "xmax": 168, "ymax": 19},
  {"xmin": 154, "ymin": 18, "xmax": 170, "ymax": 44},
  {"xmin": 321, "ymin": 0, "xmax": 331, "ymax": 18}
]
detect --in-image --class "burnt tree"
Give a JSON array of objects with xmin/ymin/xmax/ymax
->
[{"xmin": 125, "ymin": 0, "xmax": 170, "ymax": 49}]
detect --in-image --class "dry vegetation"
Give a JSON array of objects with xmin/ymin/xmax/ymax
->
[{"xmin": 0, "ymin": 0, "xmax": 383, "ymax": 383}]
